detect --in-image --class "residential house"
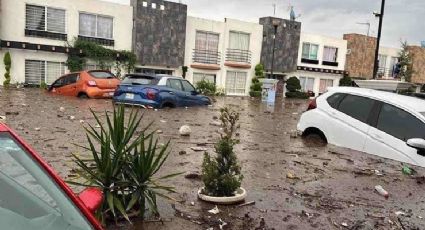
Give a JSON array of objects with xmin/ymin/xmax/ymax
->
[
  {"xmin": 289, "ymin": 33, "xmax": 348, "ymax": 97},
  {"xmin": 0, "ymin": 0, "xmax": 133, "ymax": 85},
  {"xmin": 184, "ymin": 17, "xmax": 263, "ymax": 96},
  {"xmin": 131, "ymin": 0, "xmax": 187, "ymax": 75}
]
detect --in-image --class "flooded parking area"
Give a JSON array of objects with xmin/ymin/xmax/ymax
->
[{"xmin": 1, "ymin": 88, "xmax": 424, "ymax": 230}]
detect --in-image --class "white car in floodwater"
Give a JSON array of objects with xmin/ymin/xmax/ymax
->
[{"xmin": 297, "ymin": 87, "xmax": 425, "ymax": 167}]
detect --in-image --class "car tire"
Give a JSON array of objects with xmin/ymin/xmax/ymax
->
[
  {"xmin": 302, "ymin": 127, "xmax": 328, "ymax": 144},
  {"xmin": 78, "ymin": 93, "xmax": 89, "ymax": 99},
  {"xmin": 161, "ymin": 102, "xmax": 175, "ymax": 109}
]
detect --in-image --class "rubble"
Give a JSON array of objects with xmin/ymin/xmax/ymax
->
[
  {"xmin": 179, "ymin": 125, "xmax": 191, "ymax": 136},
  {"xmin": 208, "ymin": 206, "xmax": 220, "ymax": 215}
]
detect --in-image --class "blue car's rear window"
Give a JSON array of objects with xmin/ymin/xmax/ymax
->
[{"xmin": 122, "ymin": 76, "xmax": 159, "ymax": 85}]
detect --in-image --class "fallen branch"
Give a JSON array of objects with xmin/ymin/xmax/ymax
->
[{"xmin": 237, "ymin": 201, "xmax": 256, "ymax": 207}]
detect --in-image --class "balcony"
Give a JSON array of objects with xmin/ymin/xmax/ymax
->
[
  {"xmin": 377, "ymin": 67, "xmax": 396, "ymax": 79},
  {"xmin": 191, "ymin": 49, "xmax": 221, "ymax": 70},
  {"xmin": 224, "ymin": 49, "xmax": 252, "ymax": 69}
]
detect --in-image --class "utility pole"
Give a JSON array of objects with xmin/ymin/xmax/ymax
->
[
  {"xmin": 373, "ymin": 0, "xmax": 386, "ymax": 79},
  {"xmin": 270, "ymin": 22, "xmax": 278, "ymax": 79}
]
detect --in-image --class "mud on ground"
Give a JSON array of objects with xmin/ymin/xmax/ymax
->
[{"xmin": 1, "ymin": 88, "xmax": 425, "ymax": 230}]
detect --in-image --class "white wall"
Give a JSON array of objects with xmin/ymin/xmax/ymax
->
[
  {"xmin": 0, "ymin": 0, "xmax": 133, "ymax": 50},
  {"xmin": 0, "ymin": 0, "xmax": 133, "ymax": 85},
  {"xmin": 298, "ymin": 33, "xmax": 347, "ymax": 71},
  {"xmin": 184, "ymin": 16, "xmax": 263, "ymax": 96}
]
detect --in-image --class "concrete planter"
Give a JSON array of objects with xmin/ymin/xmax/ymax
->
[{"xmin": 197, "ymin": 187, "xmax": 247, "ymax": 204}]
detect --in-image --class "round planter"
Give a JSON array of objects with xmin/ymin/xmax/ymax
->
[{"xmin": 197, "ymin": 187, "xmax": 247, "ymax": 204}]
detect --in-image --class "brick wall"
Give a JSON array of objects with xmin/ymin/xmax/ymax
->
[
  {"xmin": 343, "ymin": 33, "xmax": 376, "ymax": 79},
  {"xmin": 259, "ymin": 17, "xmax": 301, "ymax": 73},
  {"xmin": 132, "ymin": 0, "xmax": 187, "ymax": 68},
  {"xmin": 407, "ymin": 46, "xmax": 425, "ymax": 84}
]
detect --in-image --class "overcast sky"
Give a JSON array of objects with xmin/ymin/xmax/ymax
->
[{"xmin": 104, "ymin": 0, "xmax": 424, "ymax": 48}]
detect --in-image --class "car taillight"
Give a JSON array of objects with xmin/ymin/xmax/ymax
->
[
  {"xmin": 147, "ymin": 89, "xmax": 156, "ymax": 100},
  {"xmin": 307, "ymin": 98, "xmax": 317, "ymax": 111},
  {"xmin": 87, "ymin": 80, "xmax": 97, "ymax": 87}
]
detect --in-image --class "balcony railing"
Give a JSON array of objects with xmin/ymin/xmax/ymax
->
[
  {"xmin": 225, "ymin": 49, "xmax": 251, "ymax": 64},
  {"xmin": 377, "ymin": 67, "xmax": 396, "ymax": 79},
  {"xmin": 192, "ymin": 49, "xmax": 221, "ymax": 65}
]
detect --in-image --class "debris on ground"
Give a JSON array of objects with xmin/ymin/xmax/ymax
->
[
  {"xmin": 160, "ymin": 120, "xmax": 167, "ymax": 123},
  {"xmin": 208, "ymin": 206, "xmax": 220, "ymax": 215},
  {"xmin": 59, "ymin": 107, "xmax": 65, "ymax": 112},
  {"xmin": 218, "ymin": 218, "xmax": 227, "ymax": 229},
  {"xmin": 402, "ymin": 165, "xmax": 414, "ymax": 175},
  {"xmin": 237, "ymin": 201, "xmax": 256, "ymax": 207},
  {"xmin": 34, "ymin": 127, "xmax": 41, "ymax": 131},
  {"xmin": 0, "ymin": 115, "xmax": 6, "ymax": 121},
  {"xmin": 191, "ymin": 146, "xmax": 207, "ymax": 152},
  {"xmin": 69, "ymin": 115, "xmax": 75, "ymax": 120},
  {"xmin": 375, "ymin": 185, "xmax": 389, "ymax": 199},
  {"xmin": 179, "ymin": 150, "xmax": 187, "ymax": 155},
  {"xmin": 79, "ymin": 120, "xmax": 85, "ymax": 124},
  {"xmin": 286, "ymin": 172, "xmax": 299, "ymax": 179},
  {"xmin": 157, "ymin": 129, "xmax": 163, "ymax": 134},
  {"xmin": 184, "ymin": 171, "xmax": 201, "ymax": 180},
  {"xmin": 179, "ymin": 125, "xmax": 192, "ymax": 136},
  {"xmin": 210, "ymin": 121, "xmax": 222, "ymax": 126}
]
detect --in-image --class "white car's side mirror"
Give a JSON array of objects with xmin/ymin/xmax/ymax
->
[{"xmin": 407, "ymin": 138, "xmax": 425, "ymax": 156}]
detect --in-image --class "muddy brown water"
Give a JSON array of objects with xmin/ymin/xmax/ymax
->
[{"xmin": 1, "ymin": 88, "xmax": 424, "ymax": 230}]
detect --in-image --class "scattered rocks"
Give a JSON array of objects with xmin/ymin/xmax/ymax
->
[
  {"xmin": 59, "ymin": 107, "xmax": 65, "ymax": 112},
  {"xmin": 157, "ymin": 129, "xmax": 163, "ymax": 134},
  {"xmin": 184, "ymin": 171, "xmax": 201, "ymax": 180},
  {"xmin": 179, "ymin": 150, "xmax": 187, "ymax": 155},
  {"xmin": 179, "ymin": 125, "xmax": 191, "ymax": 136},
  {"xmin": 209, "ymin": 121, "xmax": 221, "ymax": 126},
  {"xmin": 0, "ymin": 116, "xmax": 6, "ymax": 121},
  {"xmin": 208, "ymin": 206, "xmax": 220, "ymax": 215},
  {"xmin": 34, "ymin": 127, "xmax": 41, "ymax": 131},
  {"xmin": 79, "ymin": 120, "xmax": 85, "ymax": 124},
  {"xmin": 191, "ymin": 146, "xmax": 207, "ymax": 152},
  {"xmin": 68, "ymin": 116, "xmax": 75, "ymax": 120}
]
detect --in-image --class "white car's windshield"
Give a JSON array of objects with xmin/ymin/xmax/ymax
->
[{"xmin": 0, "ymin": 133, "xmax": 93, "ymax": 230}]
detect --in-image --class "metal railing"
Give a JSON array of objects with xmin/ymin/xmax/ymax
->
[
  {"xmin": 225, "ymin": 49, "xmax": 251, "ymax": 64},
  {"xmin": 377, "ymin": 67, "xmax": 396, "ymax": 78},
  {"xmin": 192, "ymin": 49, "xmax": 221, "ymax": 65}
]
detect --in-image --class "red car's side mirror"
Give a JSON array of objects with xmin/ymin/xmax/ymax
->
[{"xmin": 78, "ymin": 188, "xmax": 103, "ymax": 214}]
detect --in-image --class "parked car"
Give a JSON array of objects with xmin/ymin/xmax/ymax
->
[
  {"xmin": 297, "ymin": 87, "xmax": 425, "ymax": 167},
  {"xmin": 0, "ymin": 123, "xmax": 103, "ymax": 230},
  {"xmin": 49, "ymin": 70, "xmax": 120, "ymax": 98},
  {"xmin": 113, "ymin": 74, "xmax": 212, "ymax": 108}
]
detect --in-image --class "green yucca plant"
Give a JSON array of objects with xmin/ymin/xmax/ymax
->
[{"xmin": 69, "ymin": 105, "xmax": 179, "ymax": 224}]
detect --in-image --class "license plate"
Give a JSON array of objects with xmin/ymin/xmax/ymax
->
[{"xmin": 125, "ymin": 93, "xmax": 134, "ymax": 100}]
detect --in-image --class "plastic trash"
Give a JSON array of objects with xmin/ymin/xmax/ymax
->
[
  {"xmin": 208, "ymin": 206, "xmax": 220, "ymax": 214},
  {"xmin": 375, "ymin": 185, "xmax": 389, "ymax": 199},
  {"xmin": 402, "ymin": 165, "xmax": 413, "ymax": 175}
]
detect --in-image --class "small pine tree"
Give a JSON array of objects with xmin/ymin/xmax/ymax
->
[
  {"xmin": 3, "ymin": 52, "xmax": 12, "ymax": 88},
  {"xmin": 339, "ymin": 75, "xmax": 352, "ymax": 86},
  {"xmin": 286, "ymin": 76, "xmax": 301, "ymax": 92},
  {"xmin": 255, "ymin": 63, "xmax": 264, "ymax": 78},
  {"xmin": 202, "ymin": 107, "xmax": 243, "ymax": 197},
  {"xmin": 398, "ymin": 41, "xmax": 413, "ymax": 82},
  {"xmin": 249, "ymin": 64, "xmax": 265, "ymax": 97}
]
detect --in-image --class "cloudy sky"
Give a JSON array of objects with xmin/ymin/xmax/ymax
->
[{"xmin": 105, "ymin": 0, "xmax": 424, "ymax": 48}]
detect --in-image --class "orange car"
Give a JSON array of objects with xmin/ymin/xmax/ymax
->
[{"xmin": 48, "ymin": 70, "xmax": 120, "ymax": 98}]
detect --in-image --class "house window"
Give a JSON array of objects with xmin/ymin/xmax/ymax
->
[
  {"xmin": 319, "ymin": 79, "xmax": 333, "ymax": 93},
  {"xmin": 79, "ymin": 13, "xmax": 113, "ymax": 39},
  {"xmin": 25, "ymin": 4, "xmax": 66, "ymax": 39},
  {"xmin": 142, "ymin": 1, "xmax": 148, "ymax": 7},
  {"xmin": 378, "ymin": 54, "xmax": 387, "ymax": 68},
  {"xmin": 299, "ymin": 77, "xmax": 315, "ymax": 92},
  {"xmin": 194, "ymin": 31, "xmax": 219, "ymax": 64},
  {"xmin": 302, "ymin": 43, "xmax": 319, "ymax": 60},
  {"xmin": 160, "ymin": 5, "xmax": 165, "ymax": 10},
  {"xmin": 229, "ymin": 31, "xmax": 250, "ymax": 51},
  {"xmin": 226, "ymin": 71, "xmax": 247, "ymax": 95},
  {"xmin": 323, "ymin": 46, "xmax": 338, "ymax": 62},
  {"xmin": 25, "ymin": 60, "xmax": 66, "ymax": 85},
  {"xmin": 193, "ymin": 73, "xmax": 216, "ymax": 85},
  {"xmin": 152, "ymin": 3, "xmax": 157, "ymax": 9}
]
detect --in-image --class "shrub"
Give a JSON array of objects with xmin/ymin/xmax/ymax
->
[
  {"xmin": 255, "ymin": 63, "xmax": 265, "ymax": 78},
  {"xmin": 3, "ymin": 52, "xmax": 11, "ymax": 88},
  {"xmin": 286, "ymin": 76, "xmax": 301, "ymax": 92},
  {"xmin": 196, "ymin": 79, "xmax": 216, "ymax": 96},
  {"xmin": 69, "ymin": 105, "xmax": 179, "ymax": 223},
  {"xmin": 285, "ymin": 91, "xmax": 309, "ymax": 99},
  {"xmin": 40, "ymin": 81, "xmax": 48, "ymax": 89},
  {"xmin": 201, "ymin": 107, "xmax": 243, "ymax": 197},
  {"xmin": 215, "ymin": 87, "xmax": 226, "ymax": 96},
  {"xmin": 249, "ymin": 77, "xmax": 262, "ymax": 98},
  {"xmin": 249, "ymin": 91, "xmax": 262, "ymax": 97},
  {"xmin": 339, "ymin": 75, "xmax": 353, "ymax": 86}
]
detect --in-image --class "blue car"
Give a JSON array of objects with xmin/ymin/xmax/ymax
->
[{"xmin": 113, "ymin": 74, "xmax": 212, "ymax": 108}]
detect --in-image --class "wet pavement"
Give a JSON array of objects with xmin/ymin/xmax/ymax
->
[{"xmin": 1, "ymin": 88, "xmax": 425, "ymax": 230}]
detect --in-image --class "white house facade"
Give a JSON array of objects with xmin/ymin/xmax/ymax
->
[
  {"xmin": 0, "ymin": 0, "xmax": 133, "ymax": 85},
  {"xmin": 184, "ymin": 17, "xmax": 263, "ymax": 96},
  {"xmin": 289, "ymin": 33, "xmax": 348, "ymax": 97}
]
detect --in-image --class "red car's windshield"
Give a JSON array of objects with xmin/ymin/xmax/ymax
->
[{"xmin": 0, "ymin": 133, "xmax": 93, "ymax": 230}]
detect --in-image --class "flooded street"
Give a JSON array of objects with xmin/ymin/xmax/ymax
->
[{"xmin": 1, "ymin": 88, "xmax": 425, "ymax": 230}]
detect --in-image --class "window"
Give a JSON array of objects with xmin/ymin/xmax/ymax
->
[
  {"xmin": 26, "ymin": 5, "xmax": 66, "ymax": 35},
  {"xmin": 377, "ymin": 104, "xmax": 425, "ymax": 141},
  {"xmin": 194, "ymin": 31, "xmax": 219, "ymax": 64},
  {"xmin": 79, "ymin": 13, "xmax": 113, "ymax": 39},
  {"xmin": 327, "ymin": 93, "xmax": 345, "ymax": 109},
  {"xmin": 302, "ymin": 43, "xmax": 319, "ymax": 60},
  {"xmin": 323, "ymin": 46, "xmax": 338, "ymax": 62},
  {"xmin": 299, "ymin": 77, "xmax": 314, "ymax": 92},
  {"xmin": 229, "ymin": 31, "xmax": 250, "ymax": 51},
  {"xmin": 25, "ymin": 60, "xmax": 66, "ymax": 85},
  {"xmin": 226, "ymin": 71, "xmax": 247, "ymax": 95},
  {"xmin": 193, "ymin": 73, "xmax": 216, "ymax": 85},
  {"xmin": 337, "ymin": 95, "xmax": 375, "ymax": 123},
  {"xmin": 181, "ymin": 80, "xmax": 196, "ymax": 92},
  {"xmin": 142, "ymin": 1, "xmax": 148, "ymax": 7},
  {"xmin": 168, "ymin": 79, "xmax": 183, "ymax": 91},
  {"xmin": 160, "ymin": 5, "xmax": 165, "ymax": 10},
  {"xmin": 152, "ymin": 3, "xmax": 157, "ymax": 9},
  {"xmin": 378, "ymin": 54, "xmax": 387, "ymax": 69},
  {"xmin": 319, "ymin": 79, "xmax": 333, "ymax": 93},
  {"xmin": 0, "ymin": 133, "xmax": 93, "ymax": 229}
]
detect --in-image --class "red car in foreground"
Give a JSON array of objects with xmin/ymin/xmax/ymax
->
[{"xmin": 0, "ymin": 123, "xmax": 103, "ymax": 230}]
